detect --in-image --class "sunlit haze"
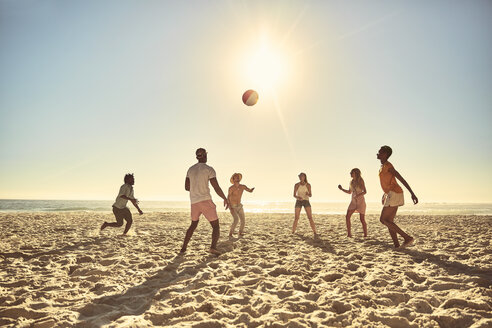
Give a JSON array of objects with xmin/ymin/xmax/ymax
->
[{"xmin": 1, "ymin": 1, "xmax": 491, "ymax": 203}]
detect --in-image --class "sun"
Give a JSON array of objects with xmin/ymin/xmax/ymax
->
[{"xmin": 244, "ymin": 40, "xmax": 288, "ymax": 91}]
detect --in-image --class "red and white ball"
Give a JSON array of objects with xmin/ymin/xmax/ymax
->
[{"xmin": 242, "ymin": 89, "xmax": 259, "ymax": 106}]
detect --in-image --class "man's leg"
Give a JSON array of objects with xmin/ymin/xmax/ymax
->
[
  {"xmin": 122, "ymin": 209, "xmax": 133, "ymax": 235},
  {"xmin": 210, "ymin": 219, "xmax": 220, "ymax": 251},
  {"xmin": 305, "ymin": 206, "xmax": 317, "ymax": 235},
  {"xmin": 103, "ymin": 208, "xmax": 124, "ymax": 229},
  {"xmin": 292, "ymin": 207, "xmax": 301, "ymax": 233},
  {"xmin": 380, "ymin": 206, "xmax": 412, "ymax": 247},
  {"xmin": 181, "ymin": 221, "xmax": 198, "ymax": 253}
]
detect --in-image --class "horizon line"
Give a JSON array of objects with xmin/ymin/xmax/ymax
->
[{"xmin": 1, "ymin": 198, "xmax": 491, "ymax": 205}]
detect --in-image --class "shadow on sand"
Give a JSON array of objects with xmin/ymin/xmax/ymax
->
[
  {"xmin": 363, "ymin": 237, "xmax": 491, "ymax": 284},
  {"xmin": 0, "ymin": 237, "xmax": 111, "ymax": 261},
  {"xmin": 297, "ymin": 234, "xmax": 336, "ymax": 254},
  {"xmin": 75, "ymin": 242, "xmax": 230, "ymax": 327}
]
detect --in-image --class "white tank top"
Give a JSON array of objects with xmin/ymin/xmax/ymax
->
[{"xmin": 297, "ymin": 184, "xmax": 310, "ymax": 200}]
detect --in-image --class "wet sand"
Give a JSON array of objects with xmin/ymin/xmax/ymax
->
[{"xmin": 0, "ymin": 212, "xmax": 491, "ymax": 327}]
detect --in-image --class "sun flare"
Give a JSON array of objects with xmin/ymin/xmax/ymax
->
[{"xmin": 244, "ymin": 40, "xmax": 288, "ymax": 91}]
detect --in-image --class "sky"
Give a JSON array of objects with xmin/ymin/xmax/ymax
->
[{"xmin": 1, "ymin": 0, "xmax": 491, "ymax": 203}]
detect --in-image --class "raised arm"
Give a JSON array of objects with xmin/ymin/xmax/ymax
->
[
  {"xmin": 243, "ymin": 185, "xmax": 255, "ymax": 193},
  {"xmin": 337, "ymin": 184, "xmax": 351, "ymax": 194},
  {"xmin": 185, "ymin": 177, "xmax": 190, "ymax": 191},
  {"xmin": 389, "ymin": 167, "xmax": 418, "ymax": 204},
  {"xmin": 210, "ymin": 177, "xmax": 230, "ymax": 209}
]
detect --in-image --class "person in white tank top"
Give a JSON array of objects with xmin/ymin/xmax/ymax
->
[
  {"xmin": 292, "ymin": 172, "xmax": 318, "ymax": 238},
  {"xmin": 338, "ymin": 168, "xmax": 367, "ymax": 238}
]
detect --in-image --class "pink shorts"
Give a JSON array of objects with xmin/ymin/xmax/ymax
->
[{"xmin": 191, "ymin": 199, "xmax": 218, "ymax": 222}]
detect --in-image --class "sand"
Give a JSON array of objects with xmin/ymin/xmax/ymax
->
[{"xmin": 0, "ymin": 211, "xmax": 491, "ymax": 328}]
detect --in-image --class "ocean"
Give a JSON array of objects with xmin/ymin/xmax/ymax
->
[{"xmin": 1, "ymin": 199, "xmax": 491, "ymax": 215}]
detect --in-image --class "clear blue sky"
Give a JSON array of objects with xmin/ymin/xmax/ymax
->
[{"xmin": 1, "ymin": 0, "xmax": 491, "ymax": 202}]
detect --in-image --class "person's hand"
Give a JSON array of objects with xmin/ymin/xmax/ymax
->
[
  {"xmin": 251, "ymin": 187, "xmax": 255, "ymax": 192},
  {"xmin": 138, "ymin": 210, "xmax": 144, "ymax": 215},
  {"xmin": 338, "ymin": 184, "xmax": 343, "ymax": 190},
  {"xmin": 296, "ymin": 196, "xmax": 303, "ymax": 201},
  {"xmin": 411, "ymin": 194, "xmax": 418, "ymax": 205},
  {"xmin": 224, "ymin": 198, "xmax": 230, "ymax": 210}
]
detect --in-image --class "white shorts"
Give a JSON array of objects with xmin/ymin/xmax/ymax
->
[{"xmin": 383, "ymin": 191, "xmax": 404, "ymax": 207}]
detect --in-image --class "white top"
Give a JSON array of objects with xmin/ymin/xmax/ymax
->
[
  {"xmin": 349, "ymin": 182, "xmax": 364, "ymax": 199},
  {"xmin": 113, "ymin": 184, "xmax": 134, "ymax": 209},
  {"xmin": 186, "ymin": 163, "xmax": 217, "ymax": 204},
  {"xmin": 297, "ymin": 183, "xmax": 310, "ymax": 200}
]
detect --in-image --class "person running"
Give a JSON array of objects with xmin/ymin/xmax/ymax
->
[
  {"xmin": 181, "ymin": 148, "xmax": 229, "ymax": 255},
  {"xmin": 228, "ymin": 173, "xmax": 254, "ymax": 238},
  {"xmin": 101, "ymin": 173, "xmax": 143, "ymax": 235},
  {"xmin": 377, "ymin": 145, "xmax": 418, "ymax": 248},
  {"xmin": 338, "ymin": 168, "xmax": 368, "ymax": 237},
  {"xmin": 292, "ymin": 172, "xmax": 318, "ymax": 237}
]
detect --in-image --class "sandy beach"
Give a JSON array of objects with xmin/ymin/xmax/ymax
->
[{"xmin": 0, "ymin": 212, "xmax": 491, "ymax": 328}]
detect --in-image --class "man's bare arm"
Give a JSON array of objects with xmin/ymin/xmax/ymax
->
[
  {"xmin": 210, "ymin": 178, "xmax": 229, "ymax": 209},
  {"xmin": 121, "ymin": 195, "xmax": 143, "ymax": 214},
  {"xmin": 389, "ymin": 167, "xmax": 418, "ymax": 204},
  {"xmin": 185, "ymin": 177, "xmax": 190, "ymax": 191}
]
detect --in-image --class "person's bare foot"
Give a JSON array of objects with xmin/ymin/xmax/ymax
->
[
  {"xmin": 400, "ymin": 237, "xmax": 415, "ymax": 248},
  {"xmin": 347, "ymin": 234, "xmax": 352, "ymax": 238},
  {"xmin": 180, "ymin": 247, "xmax": 187, "ymax": 254},
  {"xmin": 100, "ymin": 222, "xmax": 107, "ymax": 230},
  {"xmin": 209, "ymin": 248, "xmax": 221, "ymax": 256}
]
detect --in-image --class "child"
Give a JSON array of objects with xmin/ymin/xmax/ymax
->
[{"xmin": 228, "ymin": 173, "xmax": 254, "ymax": 237}]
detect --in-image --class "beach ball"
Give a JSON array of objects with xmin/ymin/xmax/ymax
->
[{"xmin": 242, "ymin": 89, "xmax": 259, "ymax": 106}]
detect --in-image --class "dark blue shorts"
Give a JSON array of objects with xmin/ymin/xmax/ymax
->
[{"xmin": 295, "ymin": 200, "xmax": 311, "ymax": 208}]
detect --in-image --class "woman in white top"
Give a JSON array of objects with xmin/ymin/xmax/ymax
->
[
  {"xmin": 338, "ymin": 168, "xmax": 367, "ymax": 237},
  {"xmin": 292, "ymin": 172, "xmax": 318, "ymax": 237}
]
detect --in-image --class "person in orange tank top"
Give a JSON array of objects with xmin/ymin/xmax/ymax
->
[{"xmin": 377, "ymin": 146, "xmax": 418, "ymax": 248}]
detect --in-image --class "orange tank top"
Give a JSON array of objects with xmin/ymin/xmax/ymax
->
[{"xmin": 379, "ymin": 162, "xmax": 403, "ymax": 193}]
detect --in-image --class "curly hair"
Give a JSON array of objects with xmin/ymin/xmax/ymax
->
[
  {"xmin": 124, "ymin": 173, "xmax": 134, "ymax": 183},
  {"xmin": 380, "ymin": 145, "xmax": 393, "ymax": 158}
]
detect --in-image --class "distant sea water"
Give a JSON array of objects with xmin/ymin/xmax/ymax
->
[{"xmin": 1, "ymin": 199, "xmax": 491, "ymax": 215}]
